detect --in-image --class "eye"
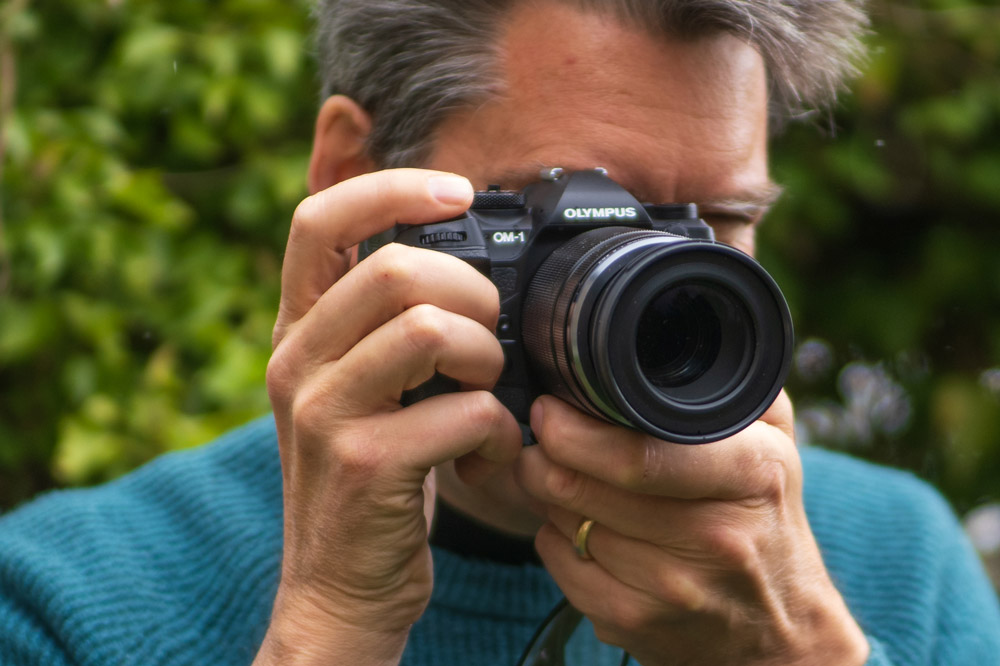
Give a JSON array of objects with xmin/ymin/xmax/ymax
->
[{"xmin": 704, "ymin": 220, "xmax": 756, "ymax": 255}]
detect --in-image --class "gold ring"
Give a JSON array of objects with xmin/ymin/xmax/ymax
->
[{"xmin": 574, "ymin": 518, "xmax": 596, "ymax": 560}]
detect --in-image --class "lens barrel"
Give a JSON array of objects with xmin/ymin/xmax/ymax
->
[{"xmin": 522, "ymin": 227, "xmax": 792, "ymax": 444}]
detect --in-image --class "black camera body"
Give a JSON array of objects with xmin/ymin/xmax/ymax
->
[{"xmin": 359, "ymin": 169, "xmax": 792, "ymax": 444}]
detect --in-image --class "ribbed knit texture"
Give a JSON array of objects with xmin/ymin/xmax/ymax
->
[{"xmin": 1, "ymin": 415, "xmax": 998, "ymax": 665}]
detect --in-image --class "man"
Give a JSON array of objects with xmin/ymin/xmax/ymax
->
[{"xmin": 1, "ymin": 1, "xmax": 998, "ymax": 665}]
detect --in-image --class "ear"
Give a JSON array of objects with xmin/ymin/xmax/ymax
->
[{"xmin": 308, "ymin": 95, "xmax": 376, "ymax": 194}]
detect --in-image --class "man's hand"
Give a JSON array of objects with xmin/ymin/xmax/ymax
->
[
  {"xmin": 257, "ymin": 169, "xmax": 522, "ymax": 665},
  {"xmin": 515, "ymin": 391, "xmax": 870, "ymax": 666}
]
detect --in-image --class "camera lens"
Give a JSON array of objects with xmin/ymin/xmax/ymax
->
[
  {"xmin": 635, "ymin": 282, "xmax": 755, "ymax": 405},
  {"xmin": 522, "ymin": 227, "xmax": 791, "ymax": 444},
  {"xmin": 637, "ymin": 284, "xmax": 723, "ymax": 390}
]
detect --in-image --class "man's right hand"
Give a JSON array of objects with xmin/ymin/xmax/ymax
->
[{"xmin": 256, "ymin": 170, "xmax": 523, "ymax": 665}]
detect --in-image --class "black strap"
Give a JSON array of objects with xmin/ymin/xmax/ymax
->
[{"xmin": 430, "ymin": 499, "xmax": 542, "ymax": 566}]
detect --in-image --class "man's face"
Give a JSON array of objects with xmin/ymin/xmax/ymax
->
[
  {"xmin": 423, "ymin": 1, "xmax": 775, "ymax": 257},
  {"xmin": 420, "ymin": 1, "xmax": 775, "ymax": 533}
]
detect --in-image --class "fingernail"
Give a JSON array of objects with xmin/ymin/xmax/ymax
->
[{"xmin": 427, "ymin": 175, "xmax": 473, "ymax": 205}]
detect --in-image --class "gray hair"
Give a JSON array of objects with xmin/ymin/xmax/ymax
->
[{"xmin": 314, "ymin": 0, "xmax": 869, "ymax": 168}]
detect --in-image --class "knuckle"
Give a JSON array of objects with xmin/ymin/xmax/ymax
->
[
  {"xmin": 651, "ymin": 569, "xmax": 706, "ymax": 612},
  {"xmin": 332, "ymin": 431, "xmax": 384, "ymax": 479},
  {"xmin": 367, "ymin": 243, "xmax": 418, "ymax": 293},
  {"xmin": 537, "ymin": 409, "xmax": 571, "ymax": 450},
  {"xmin": 289, "ymin": 381, "xmax": 333, "ymax": 441},
  {"xmin": 609, "ymin": 435, "xmax": 661, "ymax": 491},
  {"xmin": 461, "ymin": 391, "xmax": 506, "ymax": 433},
  {"xmin": 544, "ymin": 463, "xmax": 585, "ymax": 504},
  {"xmin": 735, "ymin": 444, "xmax": 795, "ymax": 505},
  {"xmin": 266, "ymin": 344, "xmax": 298, "ymax": 409},
  {"xmin": 702, "ymin": 523, "xmax": 759, "ymax": 573},
  {"xmin": 757, "ymin": 457, "xmax": 792, "ymax": 503},
  {"xmin": 289, "ymin": 196, "xmax": 322, "ymax": 244},
  {"xmin": 651, "ymin": 566, "xmax": 681, "ymax": 605},
  {"xmin": 607, "ymin": 596, "xmax": 653, "ymax": 636},
  {"xmin": 398, "ymin": 304, "xmax": 449, "ymax": 352},
  {"xmin": 615, "ymin": 442, "xmax": 653, "ymax": 490},
  {"xmin": 290, "ymin": 388, "xmax": 382, "ymax": 478}
]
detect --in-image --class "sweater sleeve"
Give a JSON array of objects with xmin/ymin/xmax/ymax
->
[
  {"xmin": 0, "ymin": 594, "xmax": 72, "ymax": 666},
  {"xmin": 861, "ymin": 513, "xmax": 1000, "ymax": 666},
  {"xmin": 923, "ymin": 505, "xmax": 1000, "ymax": 665},
  {"xmin": 0, "ymin": 415, "xmax": 284, "ymax": 666},
  {"xmin": 802, "ymin": 446, "xmax": 1000, "ymax": 666},
  {"xmin": 863, "ymin": 637, "xmax": 895, "ymax": 665}
]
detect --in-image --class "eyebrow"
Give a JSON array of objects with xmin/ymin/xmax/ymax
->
[{"xmin": 696, "ymin": 181, "xmax": 785, "ymax": 224}]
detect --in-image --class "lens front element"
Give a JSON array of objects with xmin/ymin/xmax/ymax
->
[{"xmin": 635, "ymin": 281, "xmax": 754, "ymax": 403}]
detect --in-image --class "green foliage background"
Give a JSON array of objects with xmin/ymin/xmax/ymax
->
[
  {"xmin": 1, "ymin": 0, "xmax": 998, "ymax": 518},
  {"xmin": 761, "ymin": 0, "xmax": 1000, "ymax": 516},
  {"xmin": 0, "ymin": 0, "xmax": 314, "ymax": 508}
]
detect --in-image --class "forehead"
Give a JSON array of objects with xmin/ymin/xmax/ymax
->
[{"xmin": 424, "ymin": 1, "xmax": 769, "ymax": 205}]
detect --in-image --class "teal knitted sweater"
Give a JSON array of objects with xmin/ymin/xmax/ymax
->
[{"xmin": 1, "ymin": 416, "xmax": 998, "ymax": 665}]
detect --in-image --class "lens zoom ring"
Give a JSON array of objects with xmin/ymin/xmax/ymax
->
[{"xmin": 522, "ymin": 228, "xmax": 661, "ymax": 417}]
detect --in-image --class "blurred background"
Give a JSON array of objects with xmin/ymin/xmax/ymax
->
[{"xmin": 0, "ymin": 1, "xmax": 998, "ymax": 586}]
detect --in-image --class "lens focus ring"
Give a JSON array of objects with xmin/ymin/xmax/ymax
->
[{"xmin": 522, "ymin": 228, "xmax": 792, "ymax": 444}]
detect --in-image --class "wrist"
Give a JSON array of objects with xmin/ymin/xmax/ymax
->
[
  {"xmin": 254, "ymin": 587, "xmax": 413, "ymax": 666},
  {"xmin": 255, "ymin": 622, "xmax": 410, "ymax": 666},
  {"xmin": 785, "ymin": 578, "xmax": 869, "ymax": 666}
]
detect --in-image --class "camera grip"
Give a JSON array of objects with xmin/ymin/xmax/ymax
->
[{"xmin": 400, "ymin": 373, "xmax": 461, "ymax": 407}]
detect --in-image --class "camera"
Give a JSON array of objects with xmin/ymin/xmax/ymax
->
[{"xmin": 359, "ymin": 168, "xmax": 793, "ymax": 444}]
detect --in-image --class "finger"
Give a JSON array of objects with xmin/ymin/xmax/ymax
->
[
  {"xmin": 337, "ymin": 304, "xmax": 507, "ymax": 406},
  {"xmin": 516, "ymin": 445, "xmax": 709, "ymax": 543},
  {"xmin": 534, "ymin": 522, "xmax": 668, "ymax": 648},
  {"xmin": 289, "ymin": 306, "xmax": 518, "ymax": 471},
  {"xmin": 530, "ymin": 395, "xmax": 796, "ymax": 500},
  {"xmin": 288, "ymin": 305, "xmax": 504, "ymax": 428},
  {"xmin": 276, "ymin": 244, "xmax": 499, "ymax": 374},
  {"xmin": 275, "ymin": 169, "xmax": 474, "ymax": 345},
  {"xmin": 760, "ymin": 389, "xmax": 795, "ymax": 438},
  {"xmin": 452, "ymin": 450, "xmax": 514, "ymax": 487},
  {"xmin": 284, "ymin": 303, "xmax": 504, "ymax": 430},
  {"xmin": 368, "ymin": 390, "xmax": 522, "ymax": 475},
  {"xmin": 518, "ymin": 447, "xmax": 801, "ymax": 590},
  {"xmin": 287, "ymin": 385, "xmax": 520, "ymax": 486},
  {"xmin": 544, "ymin": 505, "xmax": 709, "ymax": 613}
]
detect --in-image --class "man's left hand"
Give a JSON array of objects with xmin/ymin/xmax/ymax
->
[{"xmin": 515, "ymin": 391, "xmax": 870, "ymax": 666}]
